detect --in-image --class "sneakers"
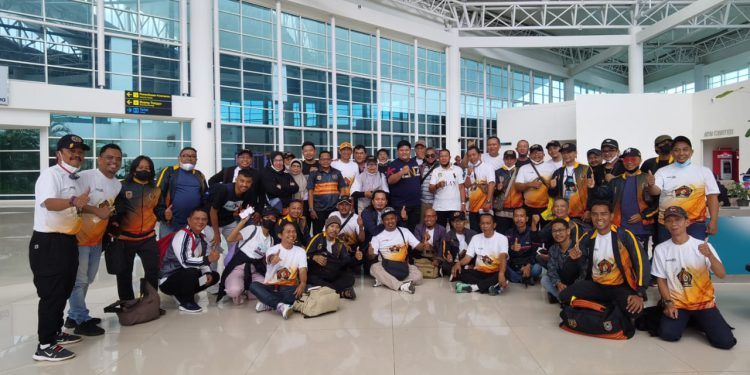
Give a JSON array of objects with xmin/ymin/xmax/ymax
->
[
  {"xmin": 372, "ymin": 279, "xmax": 382, "ymax": 288},
  {"xmin": 55, "ymin": 332, "xmax": 82, "ymax": 345},
  {"xmin": 178, "ymin": 302, "xmax": 203, "ymax": 313},
  {"xmin": 399, "ymin": 281, "xmax": 415, "ymax": 294},
  {"xmin": 255, "ymin": 301, "xmax": 272, "ymax": 312},
  {"xmin": 340, "ymin": 287, "xmax": 357, "ymax": 300},
  {"xmin": 488, "ymin": 283, "xmax": 502, "ymax": 296},
  {"xmin": 64, "ymin": 317, "xmax": 101, "ymax": 329},
  {"xmin": 33, "ymin": 345, "xmax": 75, "ymax": 362},
  {"xmin": 276, "ymin": 303, "xmax": 293, "ymax": 319},
  {"xmin": 73, "ymin": 320, "xmax": 105, "ymax": 336},
  {"xmin": 455, "ymin": 282, "xmax": 472, "ymax": 294}
]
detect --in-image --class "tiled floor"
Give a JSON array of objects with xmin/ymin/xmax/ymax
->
[{"xmin": 1, "ymin": 209, "xmax": 748, "ymax": 375}]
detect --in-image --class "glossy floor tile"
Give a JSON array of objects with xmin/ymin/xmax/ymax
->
[{"xmin": 1, "ymin": 210, "xmax": 749, "ymax": 375}]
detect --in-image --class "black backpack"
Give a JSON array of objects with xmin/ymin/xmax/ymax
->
[{"xmin": 559, "ymin": 298, "xmax": 634, "ymax": 340}]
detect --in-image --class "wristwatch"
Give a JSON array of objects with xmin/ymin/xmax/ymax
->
[
  {"xmin": 69, "ymin": 195, "xmax": 77, "ymax": 207},
  {"xmin": 663, "ymin": 300, "xmax": 674, "ymax": 305}
]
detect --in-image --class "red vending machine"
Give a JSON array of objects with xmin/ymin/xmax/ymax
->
[{"xmin": 712, "ymin": 148, "xmax": 738, "ymax": 181}]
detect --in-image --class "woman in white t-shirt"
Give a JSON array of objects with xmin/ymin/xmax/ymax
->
[{"xmin": 247, "ymin": 221, "xmax": 308, "ymax": 319}]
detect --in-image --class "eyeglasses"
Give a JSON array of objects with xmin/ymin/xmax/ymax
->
[
  {"xmin": 551, "ymin": 228, "xmax": 568, "ymax": 234},
  {"xmin": 426, "ymin": 154, "xmax": 436, "ymax": 158}
]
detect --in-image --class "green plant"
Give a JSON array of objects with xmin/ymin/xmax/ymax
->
[{"xmin": 728, "ymin": 182, "xmax": 749, "ymax": 200}]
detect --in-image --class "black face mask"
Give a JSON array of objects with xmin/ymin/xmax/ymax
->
[
  {"xmin": 625, "ymin": 166, "xmax": 639, "ymax": 174},
  {"xmin": 658, "ymin": 145, "xmax": 672, "ymax": 154},
  {"xmin": 262, "ymin": 219, "xmax": 276, "ymax": 230},
  {"xmin": 134, "ymin": 170, "xmax": 151, "ymax": 181}
]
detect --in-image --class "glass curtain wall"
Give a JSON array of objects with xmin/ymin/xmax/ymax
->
[{"xmin": 0, "ymin": 129, "xmax": 40, "ymax": 200}]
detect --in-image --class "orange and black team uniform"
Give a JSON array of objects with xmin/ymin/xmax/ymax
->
[
  {"xmin": 112, "ymin": 178, "xmax": 162, "ymax": 300},
  {"xmin": 559, "ymin": 226, "xmax": 649, "ymax": 334},
  {"xmin": 548, "ymin": 163, "xmax": 593, "ymax": 219},
  {"xmin": 594, "ymin": 170, "xmax": 658, "ymax": 245}
]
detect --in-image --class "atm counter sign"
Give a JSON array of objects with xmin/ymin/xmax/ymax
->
[{"xmin": 124, "ymin": 90, "xmax": 172, "ymax": 116}]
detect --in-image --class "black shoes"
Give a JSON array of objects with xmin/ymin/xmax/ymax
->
[
  {"xmin": 64, "ymin": 316, "xmax": 101, "ymax": 329},
  {"xmin": 55, "ymin": 332, "xmax": 82, "ymax": 345},
  {"xmin": 74, "ymin": 319, "xmax": 105, "ymax": 336}
]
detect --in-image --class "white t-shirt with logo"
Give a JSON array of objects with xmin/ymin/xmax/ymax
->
[
  {"xmin": 430, "ymin": 165, "xmax": 464, "ymax": 211},
  {"xmin": 34, "ymin": 165, "xmax": 86, "ymax": 235},
  {"xmin": 482, "ymin": 153, "xmax": 504, "ymax": 171},
  {"xmin": 591, "ymin": 232, "xmax": 624, "ymax": 286},
  {"xmin": 466, "ymin": 232, "xmax": 509, "ymax": 273},
  {"xmin": 76, "ymin": 169, "xmax": 122, "ymax": 246},
  {"xmin": 652, "ymin": 237, "xmax": 720, "ymax": 310},
  {"xmin": 237, "ymin": 225, "xmax": 273, "ymax": 260},
  {"xmin": 654, "ymin": 163, "xmax": 720, "ymax": 224},
  {"xmin": 332, "ymin": 159, "xmax": 359, "ymax": 194},
  {"xmin": 370, "ymin": 227, "xmax": 420, "ymax": 262},
  {"xmin": 264, "ymin": 244, "xmax": 307, "ymax": 286}
]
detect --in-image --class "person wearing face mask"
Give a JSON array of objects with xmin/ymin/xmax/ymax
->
[
  {"xmin": 494, "ymin": 150, "xmax": 523, "ymax": 234},
  {"xmin": 261, "ymin": 151, "xmax": 300, "ymax": 213},
  {"xmin": 595, "ymin": 148, "xmax": 658, "ymax": 248},
  {"xmin": 156, "ymin": 147, "xmax": 208, "ymax": 236},
  {"xmin": 515, "ymin": 144, "xmax": 556, "ymax": 227},
  {"xmin": 217, "ymin": 207, "xmax": 279, "ymax": 305},
  {"xmin": 515, "ymin": 139, "xmax": 531, "ymax": 168},
  {"xmin": 351, "ymin": 156, "xmax": 389, "ymax": 214},
  {"xmin": 208, "ymin": 149, "xmax": 264, "ymax": 221},
  {"xmin": 593, "ymin": 139, "xmax": 625, "ymax": 188},
  {"xmin": 641, "ymin": 135, "xmax": 674, "ymax": 175},
  {"xmin": 647, "ymin": 136, "xmax": 720, "ymax": 244},
  {"xmin": 29, "ymin": 134, "xmax": 92, "ymax": 361}
]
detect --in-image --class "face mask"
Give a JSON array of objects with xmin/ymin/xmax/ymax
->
[
  {"xmin": 658, "ymin": 145, "xmax": 672, "ymax": 154},
  {"xmin": 604, "ymin": 156, "xmax": 618, "ymax": 164},
  {"xmin": 674, "ymin": 160, "xmax": 691, "ymax": 168},
  {"xmin": 180, "ymin": 163, "xmax": 195, "ymax": 172},
  {"xmin": 262, "ymin": 219, "xmax": 276, "ymax": 230},
  {"xmin": 505, "ymin": 164, "xmax": 515, "ymax": 170},
  {"xmin": 625, "ymin": 166, "xmax": 639, "ymax": 174},
  {"xmin": 532, "ymin": 159, "xmax": 544, "ymax": 165},
  {"xmin": 134, "ymin": 170, "xmax": 151, "ymax": 181},
  {"xmin": 59, "ymin": 160, "xmax": 80, "ymax": 174}
]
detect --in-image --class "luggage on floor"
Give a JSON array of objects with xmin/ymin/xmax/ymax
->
[
  {"xmin": 292, "ymin": 286, "xmax": 339, "ymax": 318},
  {"xmin": 559, "ymin": 297, "xmax": 633, "ymax": 339},
  {"xmin": 103, "ymin": 278, "xmax": 161, "ymax": 326},
  {"xmin": 414, "ymin": 258, "xmax": 439, "ymax": 279}
]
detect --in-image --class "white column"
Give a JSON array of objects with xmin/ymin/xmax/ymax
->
[
  {"xmin": 96, "ymin": 0, "xmax": 105, "ymax": 88},
  {"xmin": 331, "ymin": 16, "xmax": 338, "ymax": 158},
  {"xmin": 189, "ymin": 0, "xmax": 217, "ymax": 174},
  {"xmin": 628, "ymin": 27, "xmax": 644, "ymax": 94},
  {"xmin": 446, "ymin": 43, "xmax": 461, "ymax": 158},
  {"xmin": 694, "ymin": 64, "xmax": 706, "ymax": 92},
  {"xmin": 179, "ymin": 0, "xmax": 189, "ymax": 95},
  {"xmin": 275, "ymin": 1, "xmax": 285, "ymax": 149},
  {"xmin": 375, "ymin": 28, "xmax": 382, "ymax": 150},
  {"xmin": 413, "ymin": 38, "xmax": 419, "ymax": 143},
  {"xmin": 564, "ymin": 77, "xmax": 575, "ymax": 101}
]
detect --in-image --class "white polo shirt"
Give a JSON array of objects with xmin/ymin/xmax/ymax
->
[{"xmin": 33, "ymin": 165, "xmax": 86, "ymax": 235}]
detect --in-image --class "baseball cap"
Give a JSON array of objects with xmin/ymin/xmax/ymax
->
[
  {"xmin": 601, "ymin": 139, "xmax": 619, "ymax": 149},
  {"xmin": 546, "ymin": 140, "xmax": 561, "ymax": 149},
  {"xmin": 529, "ymin": 144, "xmax": 544, "ymax": 153},
  {"xmin": 672, "ymin": 135, "xmax": 692, "ymax": 148},
  {"xmin": 283, "ymin": 151, "xmax": 295, "ymax": 159},
  {"xmin": 339, "ymin": 142, "xmax": 353, "ymax": 150},
  {"xmin": 415, "ymin": 140, "xmax": 426, "ymax": 148},
  {"xmin": 654, "ymin": 135, "xmax": 672, "ymax": 145},
  {"xmin": 57, "ymin": 134, "xmax": 90, "ymax": 151},
  {"xmin": 450, "ymin": 211, "xmax": 466, "ymax": 221},
  {"xmin": 262, "ymin": 206, "xmax": 280, "ymax": 217},
  {"xmin": 587, "ymin": 148, "xmax": 602, "ymax": 157},
  {"xmin": 380, "ymin": 207, "xmax": 398, "ymax": 220},
  {"xmin": 560, "ymin": 143, "xmax": 576, "ymax": 153},
  {"xmin": 324, "ymin": 215, "xmax": 341, "ymax": 229},
  {"xmin": 503, "ymin": 150, "xmax": 517, "ymax": 159},
  {"xmin": 337, "ymin": 196, "xmax": 353, "ymax": 205},
  {"xmin": 621, "ymin": 148, "xmax": 641, "ymax": 158},
  {"xmin": 664, "ymin": 206, "xmax": 688, "ymax": 220}
]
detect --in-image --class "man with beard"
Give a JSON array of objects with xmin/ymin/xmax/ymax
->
[
  {"xmin": 430, "ymin": 149, "xmax": 465, "ymax": 227},
  {"xmin": 587, "ymin": 148, "xmax": 603, "ymax": 168},
  {"xmin": 464, "ymin": 146, "xmax": 496, "ymax": 231},
  {"xmin": 419, "ymin": 147, "xmax": 439, "ymax": 217},
  {"xmin": 593, "ymin": 139, "xmax": 625, "ymax": 187},
  {"xmin": 515, "ymin": 144, "xmax": 555, "ymax": 224}
]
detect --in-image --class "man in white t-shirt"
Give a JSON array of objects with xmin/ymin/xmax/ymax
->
[
  {"xmin": 545, "ymin": 140, "xmax": 563, "ymax": 169},
  {"xmin": 647, "ymin": 135, "xmax": 720, "ymax": 244},
  {"xmin": 452, "ymin": 213, "xmax": 509, "ymax": 295},
  {"xmin": 368, "ymin": 207, "xmax": 431, "ymax": 293},
  {"xmin": 481, "ymin": 136, "xmax": 504, "ymax": 171},
  {"xmin": 30, "ymin": 134, "xmax": 92, "ymax": 362},
  {"xmin": 651, "ymin": 206, "xmax": 735, "ymax": 349},
  {"xmin": 65, "ymin": 144, "xmax": 122, "ymax": 337},
  {"xmin": 248, "ymin": 221, "xmax": 308, "ymax": 319},
  {"xmin": 430, "ymin": 149, "xmax": 466, "ymax": 227},
  {"xmin": 515, "ymin": 144, "xmax": 557, "ymax": 221},
  {"xmin": 332, "ymin": 142, "xmax": 359, "ymax": 197},
  {"xmin": 464, "ymin": 146, "xmax": 496, "ymax": 231},
  {"xmin": 329, "ymin": 197, "xmax": 365, "ymax": 252}
]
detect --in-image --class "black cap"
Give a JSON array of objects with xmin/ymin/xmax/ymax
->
[
  {"xmin": 672, "ymin": 135, "xmax": 692, "ymax": 148},
  {"xmin": 560, "ymin": 143, "xmax": 576, "ymax": 153},
  {"xmin": 621, "ymin": 148, "xmax": 641, "ymax": 158},
  {"xmin": 381, "ymin": 207, "xmax": 398, "ymax": 219},
  {"xmin": 337, "ymin": 196, "xmax": 353, "ymax": 205},
  {"xmin": 56, "ymin": 134, "xmax": 90, "ymax": 151},
  {"xmin": 546, "ymin": 140, "xmax": 561, "ymax": 149},
  {"xmin": 601, "ymin": 139, "xmax": 619, "ymax": 150},
  {"xmin": 664, "ymin": 206, "xmax": 688, "ymax": 219},
  {"xmin": 503, "ymin": 150, "xmax": 517, "ymax": 159},
  {"xmin": 283, "ymin": 152, "xmax": 295, "ymax": 159},
  {"xmin": 236, "ymin": 148, "xmax": 252, "ymax": 157},
  {"xmin": 587, "ymin": 148, "xmax": 602, "ymax": 157},
  {"xmin": 262, "ymin": 206, "xmax": 280, "ymax": 217},
  {"xmin": 654, "ymin": 135, "xmax": 672, "ymax": 145},
  {"xmin": 529, "ymin": 144, "xmax": 544, "ymax": 153},
  {"xmin": 450, "ymin": 211, "xmax": 466, "ymax": 221}
]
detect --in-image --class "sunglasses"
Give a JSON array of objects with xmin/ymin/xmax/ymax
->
[{"xmin": 425, "ymin": 154, "xmax": 436, "ymax": 158}]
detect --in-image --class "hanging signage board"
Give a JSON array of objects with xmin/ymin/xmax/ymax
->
[{"xmin": 124, "ymin": 90, "xmax": 172, "ymax": 116}]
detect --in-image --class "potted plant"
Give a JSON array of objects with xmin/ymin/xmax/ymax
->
[{"xmin": 728, "ymin": 182, "xmax": 749, "ymax": 207}]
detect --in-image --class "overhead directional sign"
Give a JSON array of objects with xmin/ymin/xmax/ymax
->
[{"xmin": 124, "ymin": 90, "xmax": 172, "ymax": 116}]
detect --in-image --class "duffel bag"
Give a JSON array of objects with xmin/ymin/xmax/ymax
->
[
  {"xmin": 559, "ymin": 297, "xmax": 633, "ymax": 340},
  {"xmin": 292, "ymin": 286, "xmax": 340, "ymax": 318}
]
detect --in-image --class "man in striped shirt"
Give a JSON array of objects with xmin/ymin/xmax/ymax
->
[{"xmin": 308, "ymin": 150, "xmax": 346, "ymax": 234}]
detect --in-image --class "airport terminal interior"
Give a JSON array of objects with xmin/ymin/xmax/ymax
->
[{"xmin": 2, "ymin": 0, "xmax": 750, "ymax": 374}]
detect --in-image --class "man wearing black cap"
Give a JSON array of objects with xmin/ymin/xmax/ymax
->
[
  {"xmin": 545, "ymin": 140, "xmax": 563, "ymax": 169},
  {"xmin": 30, "ymin": 134, "xmax": 92, "ymax": 361},
  {"xmin": 641, "ymin": 135, "xmax": 674, "ymax": 175},
  {"xmin": 329, "ymin": 197, "xmax": 365, "ymax": 252},
  {"xmin": 515, "ymin": 144, "xmax": 556, "ymax": 222},
  {"xmin": 651, "ymin": 206, "xmax": 735, "ymax": 349},
  {"xmin": 494, "ymin": 150, "xmax": 523, "ymax": 234},
  {"xmin": 647, "ymin": 135, "xmax": 720, "ymax": 243},
  {"xmin": 595, "ymin": 148, "xmax": 658, "ymax": 247},
  {"xmin": 593, "ymin": 139, "xmax": 625, "ymax": 188},
  {"xmin": 442, "ymin": 211, "xmax": 478, "ymax": 278},
  {"xmin": 386, "ymin": 140, "xmax": 422, "ymax": 231},
  {"xmin": 587, "ymin": 148, "xmax": 603, "ymax": 168},
  {"xmin": 549, "ymin": 143, "xmax": 594, "ymax": 221}
]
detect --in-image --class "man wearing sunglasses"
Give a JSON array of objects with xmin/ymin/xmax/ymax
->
[{"xmin": 419, "ymin": 147, "xmax": 439, "ymax": 219}]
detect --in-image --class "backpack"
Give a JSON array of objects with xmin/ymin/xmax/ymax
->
[
  {"xmin": 157, "ymin": 228, "xmax": 192, "ymax": 268},
  {"xmin": 292, "ymin": 286, "xmax": 340, "ymax": 318},
  {"xmin": 103, "ymin": 278, "xmax": 161, "ymax": 326},
  {"xmin": 559, "ymin": 298, "xmax": 634, "ymax": 340}
]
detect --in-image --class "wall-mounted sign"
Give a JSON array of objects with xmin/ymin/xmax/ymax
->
[
  {"xmin": 0, "ymin": 66, "xmax": 8, "ymax": 106},
  {"xmin": 125, "ymin": 91, "xmax": 172, "ymax": 116},
  {"xmin": 704, "ymin": 129, "xmax": 734, "ymax": 138}
]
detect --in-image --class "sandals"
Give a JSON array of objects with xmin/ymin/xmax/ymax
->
[{"xmin": 340, "ymin": 288, "xmax": 357, "ymax": 300}]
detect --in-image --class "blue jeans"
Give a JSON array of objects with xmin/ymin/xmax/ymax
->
[
  {"xmin": 67, "ymin": 245, "xmax": 102, "ymax": 323},
  {"xmin": 656, "ymin": 221, "xmax": 706, "ymax": 245},
  {"xmin": 506, "ymin": 263, "xmax": 543, "ymax": 283},
  {"xmin": 248, "ymin": 282, "xmax": 297, "ymax": 308},
  {"xmin": 541, "ymin": 274, "xmax": 560, "ymax": 301}
]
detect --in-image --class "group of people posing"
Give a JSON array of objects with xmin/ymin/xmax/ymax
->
[{"xmin": 29, "ymin": 133, "xmax": 735, "ymax": 362}]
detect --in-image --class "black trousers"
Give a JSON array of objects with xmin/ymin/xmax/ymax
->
[
  {"xmin": 403, "ymin": 205, "xmax": 421, "ymax": 232},
  {"xmin": 559, "ymin": 280, "xmax": 641, "ymax": 319},
  {"xmin": 659, "ymin": 307, "xmax": 736, "ymax": 349},
  {"xmin": 160, "ymin": 268, "xmax": 219, "ymax": 305},
  {"xmin": 312, "ymin": 209, "xmax": 335, "ymax": 234},
  {"xmin": 436, "ymin": 210, "xmax": 455, "ymax": 229},
  {"xmin": 29, "ymin": 231, "xmax": 78, "ymax": 345},
  {"xmin": 458, "ymin": 269, "xmax": 499, "ymax": 293},
  {"xmin": 308, "ymin": 272, "xmax": 355, "ymax": 293},
  {"xmin": 116, "ymin": 237, "xmax": 159, "ymax": 301},
  {"xmin": 494, "ymin": 216, "xmax": 514, "ymax": 235}
]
